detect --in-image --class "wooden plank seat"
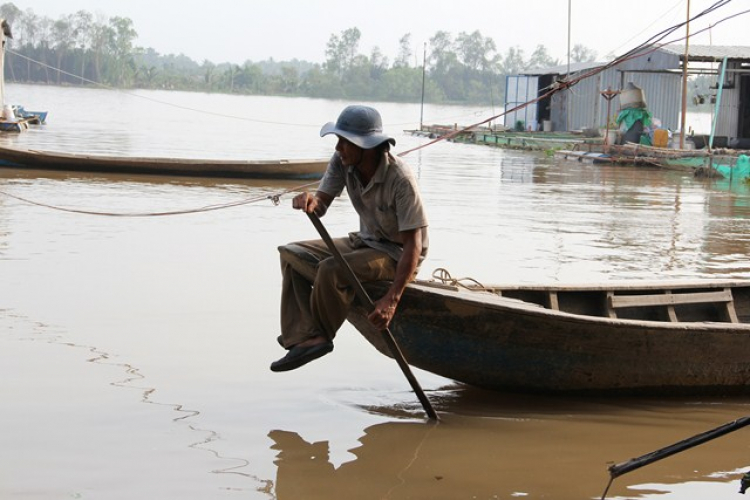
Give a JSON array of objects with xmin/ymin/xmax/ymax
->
[{"xmin": 607, "ymin": 288, "xmax": 739, "ymax": 323}]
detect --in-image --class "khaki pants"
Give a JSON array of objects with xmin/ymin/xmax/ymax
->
[{"xmin": 279, "ymin": 237, "xmax": 397, "ymax": 347}]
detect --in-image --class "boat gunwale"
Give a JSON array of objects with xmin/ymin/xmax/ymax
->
[{"xmin": 403, "ymin": 279, "xmax": 750, "ymax": 330}]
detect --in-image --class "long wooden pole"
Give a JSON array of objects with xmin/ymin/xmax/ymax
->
[
  {"xmin": 307, "ymin": 212, "xmax": 438, "ymax": 421},
  {"xmin": 679, "ymin": 0, "xmax": 690, "ymax": 149},
  {"xmin": 566, "ymin": 0, "xmax": 572, "ymax": 132},
  {"xmin": 420, "ymin": 42, "xmax": 426, "ymax": 131},
  {"xmin": 608, "ymin": 416, "xmax": 750, "ymax": 479}
]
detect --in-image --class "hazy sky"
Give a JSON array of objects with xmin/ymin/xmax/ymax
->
[{"xmin": 9, "ymin": 0, "xmax": 750, "ymax": 65}]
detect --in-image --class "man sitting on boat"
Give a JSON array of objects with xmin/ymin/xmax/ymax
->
[{"xmin": 271, "ymin": 105, "xmax": 429, "ymax": 372}]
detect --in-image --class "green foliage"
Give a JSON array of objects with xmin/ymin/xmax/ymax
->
[{"xmin": 0, "ymin": 2, "xmax": 599, "ymax": 106}]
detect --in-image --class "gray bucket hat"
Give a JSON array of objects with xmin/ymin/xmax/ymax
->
[{"xmin": 320, "ymin": 105, "xmax": 396, "ymax": 149}]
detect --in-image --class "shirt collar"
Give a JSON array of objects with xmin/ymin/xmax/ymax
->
[{"xmin": 347, "ymin": 152, "xmax": 390, "ymax": 188}]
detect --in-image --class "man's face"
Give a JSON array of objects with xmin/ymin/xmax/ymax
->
[{"xmin": 335, "ymin": 136, "xmax": 364, "ymax": 167}]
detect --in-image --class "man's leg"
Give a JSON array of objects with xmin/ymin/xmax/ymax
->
[
  {"xmin": 311, "ymin": 246, "xmax": 397, "ymax": 340},
  {"xmin": 277, "ymin": 238, "xmax": 354, "ymax": 348},
  {"xmin": 272, "ymin": 238, "xmax": 397, "ymax": 372}
]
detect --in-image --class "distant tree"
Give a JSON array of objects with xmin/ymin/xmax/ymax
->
[
  {"xmin": 503, "ymin": 46, "xmax": 526, "ymax": 75},
  {"xmin": 109, "ymin": 16, "xmax": 138, "ymax": 85},
  {"xmin": 455, "ymin": 30, "xmax": 496, "ymax": 72},
  {"xmin": 527, "ymin": 44, "xmax": 559, "ymax": 70},
  {"xmin": 394, "ymin": 33, "xmax": 412, "ymax": 68},
  {"xmin": 279, "ymin": 65, "xmax": 299, "ymax": 93},
  {"xmin": 427, "ymin": 30, "xmax": 453, "ymax": 73},
  {"xmin": 0, "ymin": 2, "xmax": 21, "ymax": 25},
  {"xmin": 370, "ymin": 46, "xmax": 388, "ymax": 80},
  {"xmin": 377, "ymin": 65, "xmax": 425, "ymax": 101},
  {"xmin": 51, "ymin": 15, "xmax": 74, "ymax": 84},
  {"xmin": 36, "ymin": 14, "xmax": 54, "ymax": 82},
  {"xmin": 324, "ymin": 27, "xmax": 361, "ymax": 79},
  {"xmin": 71, "ymin": 10, "xmax": 93, "ymax": 83},
  {"xmin": 570, "ymin": 44, "xmax": 597, "ymax": 63},
  {"xmin": 201, "ymin": 59, "xmax": 215, "ymax": 88}
]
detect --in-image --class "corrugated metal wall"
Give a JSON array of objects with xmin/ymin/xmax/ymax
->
[
  {"xmin": 558, "ymin": 70, "xmax": 682, "ymax": 131},
  {"xmin": 713, "ymin": 64, "xmax": 740, "ymax": 137},
  {"xmin": 504, "ymin": 75, "xmax": 539, "ymax": 130},
  {"xmin": 714, "ymin": 87, "xmax": 739, "ymax": 137}
]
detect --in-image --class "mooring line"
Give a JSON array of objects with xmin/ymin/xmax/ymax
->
[{"xmin": 0, "ymin": 181, "xmax": 318, "ymax": 217}]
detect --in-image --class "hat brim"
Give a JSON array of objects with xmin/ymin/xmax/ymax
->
[{"xmin": 320, "ymin": 122, "xmax": 396, "ymax": 149}]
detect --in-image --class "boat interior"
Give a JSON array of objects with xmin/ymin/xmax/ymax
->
[
  {"xmin": 489, "ymin": 284, "xmax": 750, "ymax": 323},
  {"xmin": 418, "ymin": 275, "xmax": 750, "ymax": 324}
]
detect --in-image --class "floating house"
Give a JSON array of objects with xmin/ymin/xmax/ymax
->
[{"xmin": 504, "ymin": 45, "xmax": 750, "ymax": 148}]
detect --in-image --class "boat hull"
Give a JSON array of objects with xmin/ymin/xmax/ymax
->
[
  {"xmin": 347, "ymin": 281, "xmax": 750, "ymax": 395},
  {"xmin": 0, "ymin": 144, "xmax": 328, "ymax": 180}
]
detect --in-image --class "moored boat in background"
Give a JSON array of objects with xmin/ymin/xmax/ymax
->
[{"xmin": 0, "ymin": 143, "xmax": 328, "ymax": 180}]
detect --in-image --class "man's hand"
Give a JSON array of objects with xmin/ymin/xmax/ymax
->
[
  {"xmin": 292, "ymin": 191, "xmax": 333, "ymax": 216},
  {"xmin": 366, "ymin": 228, "xmax": 422, "ymax": 330},
  {"xmin": 368, "ymin": 295, "xmax": 399, "ymax": 330},
  {"xmin": 292, "ymin": 192, "xmax": 318, "ymax": 213}
]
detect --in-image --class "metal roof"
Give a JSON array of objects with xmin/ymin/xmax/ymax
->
[
  {"xmin": 660, "ymin": 44, "xmax": 750, "ymax": 62},
  {"xmin": 521, "ymin": 46, "xmax": 750, "ymax": 76},
  {"xmin": 518, "ymin": 60, "xmax": 604, "ymax": 76}
]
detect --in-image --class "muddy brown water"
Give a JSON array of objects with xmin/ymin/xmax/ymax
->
[{"xmin": 2, "ymin": 84, "xmax": 750, "ymax": 499}]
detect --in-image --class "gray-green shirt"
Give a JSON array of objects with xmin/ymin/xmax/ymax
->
[{"xmin": 318, "ymin": 151, "xmax": 429, "ymax": 262}]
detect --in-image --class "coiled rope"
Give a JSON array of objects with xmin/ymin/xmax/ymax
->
[{"xmin": 430, "ymin": 267, "xmax": 489, "ymax": 291}]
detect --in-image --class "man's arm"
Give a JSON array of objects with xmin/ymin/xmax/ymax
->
[{"xmin": 368, "ymin": 228, "xmax": 422, "ymax": 330}]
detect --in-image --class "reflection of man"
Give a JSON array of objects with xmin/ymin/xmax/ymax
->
[
  {"xmin": 271, "ymin": 105, "xmax": 429, "ymax": 372},
  {"xmin": 269, "ymin": 424, "xmax": 432, "ymax": 499},
  {"xmin": 269, "ymin": 431, "xmax": 336, "ymax": 498}
]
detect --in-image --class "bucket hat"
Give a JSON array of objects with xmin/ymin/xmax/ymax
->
[{"xmin": 320, "ymin": 105, "xmax": 396, "ymax": 149}]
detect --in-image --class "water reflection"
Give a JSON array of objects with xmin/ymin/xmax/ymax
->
[{"xmin": 269, "ymin": 386, "xmax": 750, "ymax": 500}]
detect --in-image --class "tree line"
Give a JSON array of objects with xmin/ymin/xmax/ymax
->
[{"xmin": 0, "ymin": 3, "xmax": 604, "ymax": 104}]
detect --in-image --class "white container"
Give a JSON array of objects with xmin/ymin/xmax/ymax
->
[
  {"xmin": 2, "ymin": 104, "xmax": 14, "ymax": 121},
  {"xmin": 542, "ymin": 120, "xmax": 552, "ymax": 132},
  {"xmin": 620, "ymin": 82, "xmax": 647, "ymax": 110}
]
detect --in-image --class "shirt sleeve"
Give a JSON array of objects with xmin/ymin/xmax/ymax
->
[
  {"xmin": 395, "ymin": 174, "xmax": 428, "ymax": 232},
  {"xmin": 317, "ymin": 152, "xmax": 346, "ymax": 198}
]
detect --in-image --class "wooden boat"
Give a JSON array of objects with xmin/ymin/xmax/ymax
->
[
  {"xmin": 0, "ymin": 107, "xmax": 47, "ymax": 133},
  {"xmin": 14, "ymin": 106, "xmax": 48, "ymax": 124},
  {"xmin": 0, "ymin": 118, "xmax": 34, "ymax": 133},
  {"xmin": 281, "ymin": 244, "xmax": 750, "ymax": 395},
  {"xmin": 0, "ymin": 144, "xmax": 328, "ymax": 180}
]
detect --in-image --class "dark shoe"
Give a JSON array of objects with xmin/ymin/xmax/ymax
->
[{"xmin": 270, "ymin": 340, "xmax": 334, "ymax": 372}]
